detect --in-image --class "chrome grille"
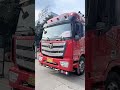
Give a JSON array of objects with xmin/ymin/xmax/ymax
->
[
  {"xmin": 41, "ymin": 42, "xmax": 66, "ymax": 57},
  {"xmin": 16, "ymin": 38, "xmax": 35, "ymax": 71}
]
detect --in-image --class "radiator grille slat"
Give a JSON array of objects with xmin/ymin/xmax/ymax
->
[
  {"xmin": 16, "ymin": 38, "xmax": 34, "ymax": 71},
  {"xmin": 41, "ymin": 42, "xmax": 66, "ymax": 57}
]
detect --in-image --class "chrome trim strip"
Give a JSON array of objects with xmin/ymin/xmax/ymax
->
[
  {"xmin": 41, "ymin": 42, "xmax": 65, "ymax": 46},
  {"xmin": 16, "ymin": 49, "xmax": 34, "ymax": 59},
  {"xmin": 42, "ymin": 51, "xmax": 63, "ymax": 56},
  {"xmin": 16, "ymin": 40, "xmax": 34, "ymax": 47},
  {"xmin": 41, "ymin": 47, "xmax": 64, "ymax": 51},
  {"xmin": 16, "ymin": 59, "xmax": 35, "ymax": 71}
]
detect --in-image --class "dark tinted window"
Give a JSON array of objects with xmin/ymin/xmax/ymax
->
[
  {"xmin": 75, "ymin": 23, "xmax": 84, "ymax": 37},
  {"xmin": 115, "ymin": 0, "xmax": 120, "ymax": 25}
]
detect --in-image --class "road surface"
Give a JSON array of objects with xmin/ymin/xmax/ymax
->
[
  {"xmin": 0, "ymin": 62, "xmax": 13, "ymax": 90},
  {"xmin": 35, "ymin": 60, "xmax": 85, "ymax": 90}
]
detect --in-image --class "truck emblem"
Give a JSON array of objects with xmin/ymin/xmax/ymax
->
[{"xmin": 48, "ymin": 43, "xmax": 53, "ymax": 49}]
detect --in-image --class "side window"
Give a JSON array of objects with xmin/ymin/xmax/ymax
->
[
  {"xmin": 75, "ymin": 23, "xmax": 84, "ymax": 37},
  {"xmin": 79, "ymin": 24, "xmax": 84, "ymax": 37},
  {"xmin": 75, "ymin": 24, "xmax": 80, "ymax": 35},
  {"xmin": 83, "ymin": 25, "xmax": 85, "ymax": 36},
  {"xmin": 109, "ymin": 0, "xmax": 116, "ymax": 25},
  {"xmin": 115, "ymin": 0, "xmax": 120, "ymax": 25},
  {"xmin": 107, "ymin": 0, "xmax": 120, "ymax": 26}
]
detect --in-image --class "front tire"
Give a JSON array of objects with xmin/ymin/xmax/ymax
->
[
  {"xmin": 105, "ymin": 72, "xmax": 120, "ymax": 90},
  {"xmin": 75, "ymin": 56, "xmax": 85, "ymax": 76}
]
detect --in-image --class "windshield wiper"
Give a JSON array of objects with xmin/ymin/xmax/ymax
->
[
  {"xmin": 54, "ymin": 36, "xmax": 65, "ymax": 41},
  {"xmin": 42, "ymin": 37, "xmax": 50, "ymax": 41},
  {"xmin": 47, "ymin": 37, "xmax": 50, "ymax": 41},
  {"xmin": 61, "ymin": 36, "xmax": 65, "ymax": 40}
]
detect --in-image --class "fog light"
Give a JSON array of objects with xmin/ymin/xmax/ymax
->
[
  {"xmin": 60, "ymin": 61, "xmax": 69, "ymax": 68},
  {"xmin": 9, "ymin": 71, "xmax": 18, "ymax": 83}
]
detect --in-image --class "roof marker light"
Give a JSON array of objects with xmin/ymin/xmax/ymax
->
[{"xmin": 70, "ymin": 13, "xmax": 73, "ymax": 15}]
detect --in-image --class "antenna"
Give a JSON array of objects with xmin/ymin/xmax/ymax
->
[{"xmin": 78, "ymin": 11, "xmax": 81, "ymax": 14}]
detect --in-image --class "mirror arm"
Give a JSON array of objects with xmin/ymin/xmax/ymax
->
[{"xmin": 21, "ymin": 8, "xmax": 25, "ymax": 14}]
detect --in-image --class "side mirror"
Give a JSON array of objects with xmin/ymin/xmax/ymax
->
[
  {"xmin": 75, "ymin": 35, "xmax": 80, "ymax": 40},
  {"xmin": 22, "ymin": 11, "xmax": 29, "ymax": 19},
  {"xmin": 96, "ymin": 22, "xmax": 106, "ymax": 31}
]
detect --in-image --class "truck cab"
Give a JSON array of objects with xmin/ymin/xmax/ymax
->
[
  {"xmin": 39, "ymin": 12, "xmax": 85, "ymax": 75},
  {"xmin": 9, "ymin": 0, "xmax": 35, "ymax": 90},
  {"xmin": 86, "ymin": 0, "xmax": 120, "ymax": 89}
]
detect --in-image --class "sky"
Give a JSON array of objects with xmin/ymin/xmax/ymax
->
[{"xmin": 35, "ymin": 0, "xmax": 85, "ymax": 21}]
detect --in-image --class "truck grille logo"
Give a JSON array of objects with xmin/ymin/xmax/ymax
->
[{"xmin": 48, "ymin": 43, "xmax": 53, "ymax": 49}]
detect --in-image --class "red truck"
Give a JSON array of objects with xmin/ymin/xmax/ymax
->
[
  {"xmin": 39, "ymin": 12, "xmax": 85, "ymax": 75},
  {"xmin": 9, "ymin": 0, "xmax": 35, "ymax": 90},
  {"xmin": 86, "ymin": 0, "xmax": 120, "ymax": 89}
]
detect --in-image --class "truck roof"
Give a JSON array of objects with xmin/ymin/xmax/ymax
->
[{"xmin": 44, "ymin": 12, "xmax": 85, "ymax": 28}]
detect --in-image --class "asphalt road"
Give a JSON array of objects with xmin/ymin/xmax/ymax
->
[
  {"xmin": 0, "ymin": 62, "xmax": 13, "ymax": 90},
  {"xmin": 35, "ymin": 60, "xmax": 85, "ymax": 90}
]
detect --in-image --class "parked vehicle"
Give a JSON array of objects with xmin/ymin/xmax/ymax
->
[
  {"xmin": 39, "ymin": 12, "xmax": 85, "ymax": 75},
  {"xmin": 9, "ymin": 0, "xmax": 35, "ymax": 90},
  {"xmin": 86, "ymin": 0, "xmax": 120, "ymax": 89}
]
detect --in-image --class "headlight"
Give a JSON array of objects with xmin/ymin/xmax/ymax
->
[
  {"xmin": 39, "ymin": 56, "xmax": 43, "ymax": 61},
  {"xmin": 9, "ymin": 71, "xmax": 18, "ymax": 83},
  {"xmin": 60, "ymin": 61, "xmax": 69, "ymax": 68}
]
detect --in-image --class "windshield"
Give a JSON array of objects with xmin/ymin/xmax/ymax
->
[
  {"xmin": 42, "ymin": 23, "xmax": 72, "ymax": 39},
  {"xmin": 15, "ymin": 4, "xmax": 35, "ymax": 36}
]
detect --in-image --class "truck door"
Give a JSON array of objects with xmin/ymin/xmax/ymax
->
[
  {"xmin": 91, "ymin": 0, "xmax": 118, "ymax": 80},
  {"xmin": 90, "ymin": 0, "xmax": 108, "ymax": 79},
  {"xmin": 73, "ymin": 22, "xmax": 84, "ymax": 61}
]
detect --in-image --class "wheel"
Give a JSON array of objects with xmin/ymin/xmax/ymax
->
[
  {"xmin": 105, "ymin": 72, "xmax": 120, "ymax": 90},
  {"xmin": 75, "ymin": 56, "xmax": 85, "ymax": 76}
]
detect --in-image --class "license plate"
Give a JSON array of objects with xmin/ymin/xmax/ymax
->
[
  {"xmin": 47, "ymin": 58, "xmax": 53, "ymax": 63},
  {"xmin": 27, "ymin": 76, "xmax": 35, "ymax": 86}
]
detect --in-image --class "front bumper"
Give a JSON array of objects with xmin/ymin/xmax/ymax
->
[
  {"xmin": 39, "ymin": 53, "xmax": 74, "ymax": 72},
  {"xmin": 9, "ymin": 67, "xmax": 35, "ymax": 90}
]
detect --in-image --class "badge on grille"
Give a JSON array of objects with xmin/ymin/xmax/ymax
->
[{"xmin": 48, "ymin": 43, "xmax": 53, "ymax": 49}]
